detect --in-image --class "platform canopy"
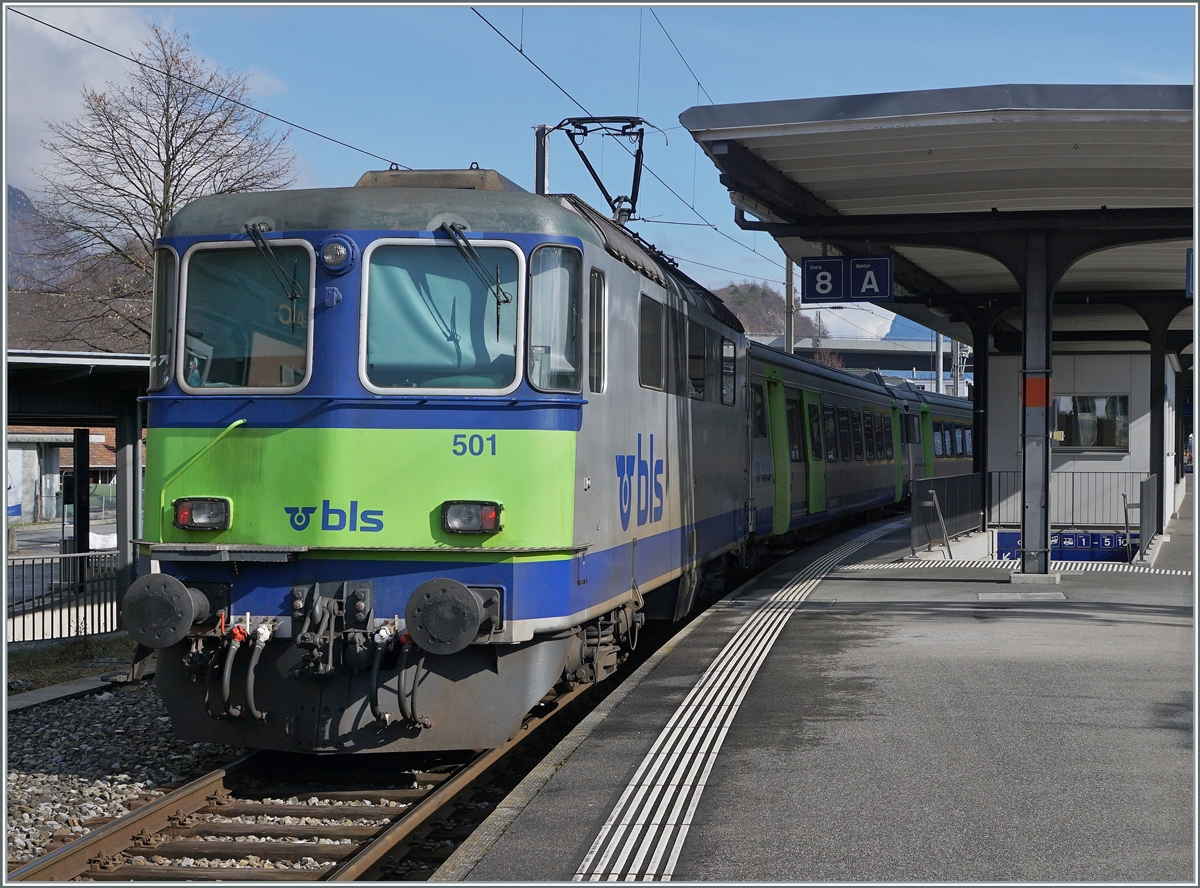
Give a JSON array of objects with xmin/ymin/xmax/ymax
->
[{"xmin": 681, "ymin": 83, "xmax": 1193, "ymax": 347}]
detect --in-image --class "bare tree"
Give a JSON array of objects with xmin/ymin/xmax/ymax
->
[
  {"xmin": 20, "ymin": 24, "xmax": 295, "ymax": 350},
  {"xmin": 811, "ymin": 348, "xmax": 845, "ymax": 369}
]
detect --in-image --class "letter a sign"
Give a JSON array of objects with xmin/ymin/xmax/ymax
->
[{"xmin": 849, "ymin": 257, "xmax": 893, "ymax": 301}]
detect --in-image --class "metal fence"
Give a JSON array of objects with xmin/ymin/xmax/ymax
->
[
  {"xmin": 6, "ymin": 551, "xmax": 120, "ymax": 643},
  {"xmin": 913, "ymin": 473, "xmax": 983, "ymax": 554},
  {"xmin": 1137, "ymin": 474, "xmax": 1157, "ymax": 561},
  {"xmin": 988, "ymin": 471, "xmax": 1150, "ymax": 527}
]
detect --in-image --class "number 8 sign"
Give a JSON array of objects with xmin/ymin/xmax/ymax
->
[{"xmin": 801, "ymin": 258, "xmax": 845, "ymax": 302}]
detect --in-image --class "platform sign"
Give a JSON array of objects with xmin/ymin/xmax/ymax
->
[
  {"xmin": 849, "ymin": 257, "xmax": 893, "ymax": 301},
  {"xmin": 801, "ymin": 256, "xmax": 893, "ymax": 302},
  {"xmin": 801, "ymin": 257, "xmax": 845, "ymax": 302}
]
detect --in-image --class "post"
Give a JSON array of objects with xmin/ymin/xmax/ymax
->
[
  {"xmin": 784, "ymin": 259, "xmax": 795, "ymax": 354},
  {"xmin": 1148, "ymin": 326, "xmax": 1167, "ymax": 534},
  {"xmin": 952, "ymin": 340, "xmax": 963, "ymax": 398},
  {"xmin": 1020, "ymin": 231, "xmax": 1052, "ymax": 574},
  {"xmin": 72, "ymin": 428, "xmax": 90, "ymax": 556},
  {"xmin": 934, "ymin": 333, "xmax": 944, "ymax": 394},
  {"xmin": 115, "ymin": 412, "xmax": 139, "ymax": 595},
  {"xmin": 534, "ymin": 124, "xmax": 551, "ymax": 195}
]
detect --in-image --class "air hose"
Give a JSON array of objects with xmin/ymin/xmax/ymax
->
[
  {"xmin": 222, "ymin": 625, "xmax": 247, "ymax": 719},
  {"xmin": 244, "ymin": 622, "xmax": 272, "ymax": 722},
  {"xmin": 371, "ymin": 624, "xmax": 395, "ymax": 728}
]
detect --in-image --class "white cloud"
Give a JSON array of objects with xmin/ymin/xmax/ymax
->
[
  {"xmin": 4, "ymin": 6, "xmax": 150, "ymax": 191},
  {"xmin": 813, "ymin": 305, "xmax": 895, "ymax": 340},
  {"xmin": 247, "ymin": 67, "xmax": 287, "ymax": 98}
]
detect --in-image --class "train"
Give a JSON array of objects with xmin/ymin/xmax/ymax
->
[{"xmin": 122, "ymin": 167, "xmax": 972, "ymax": 754}]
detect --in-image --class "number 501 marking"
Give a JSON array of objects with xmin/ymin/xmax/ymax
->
[{"xmin": 452, "ymin": 433, "xmax": 497, "ymax": 456}]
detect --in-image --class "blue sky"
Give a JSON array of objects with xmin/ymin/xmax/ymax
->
[{"xmin": 5, "ymin": 3, "xmax": 1195, "ymax": 338}]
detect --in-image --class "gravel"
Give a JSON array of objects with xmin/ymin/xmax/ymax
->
[{"xmin": 6, "ymin": 682, "xmax": 246, "ymax": 863}]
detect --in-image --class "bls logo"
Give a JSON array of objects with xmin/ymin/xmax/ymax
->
[
  {"xmin": 285, "ymin": 500, "xmax": 384, "ymax": 532},
  {"xmin": 615, "ymin": 433, "xmax": 664, "ymax": 531}
]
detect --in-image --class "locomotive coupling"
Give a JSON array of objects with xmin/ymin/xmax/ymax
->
[{"xmin": 123, "ymin": 574, "xmax": 212, "ymax": 648}]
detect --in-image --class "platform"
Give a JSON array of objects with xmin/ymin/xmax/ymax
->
[{"xmin": 436, "ymin": 500, "xmax": 1193, "ymax": 882}]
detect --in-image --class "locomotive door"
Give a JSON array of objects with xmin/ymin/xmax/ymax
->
[{"xmin": 802, "ymin": 389, "xmax": 826, "ymax": 513}]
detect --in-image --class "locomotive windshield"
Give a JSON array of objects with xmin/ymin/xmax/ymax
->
[
  {"xmin": 181, "ymin": 243, "xmax": 313, "ymax": 389},
  {"xmin": 365, "ymin": 242, "xmax": 520, "ymax": 390}
]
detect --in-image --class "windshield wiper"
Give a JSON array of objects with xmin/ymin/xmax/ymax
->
[
  {"xmin": 440, "ymin": 222, "xmax": 513, "ymax": 340},
  {"xmin": 245, "ymin": 223, "xmax": 303, "ymax": 337}
]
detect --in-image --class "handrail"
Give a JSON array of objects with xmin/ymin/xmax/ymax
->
[{"xmin": 158, "ymin": 418, "xmax": 246, "ymax": 516}]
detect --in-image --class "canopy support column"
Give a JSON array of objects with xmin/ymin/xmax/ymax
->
[{"xmin": 1020, "ymin": 231, "xmax": 1053, "ymax": 575}]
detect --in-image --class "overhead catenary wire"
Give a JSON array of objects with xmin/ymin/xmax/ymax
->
[
  {"xmin": 470, "ymin": 7, "xmax": 784, "ymax": 272},
  {"xmin": 8, "ymin": 7, "xmax": 410, "ymax": 170},
  {"xmin": 648, "ymin": 8, "xmax": 714, "ymax": 105}
]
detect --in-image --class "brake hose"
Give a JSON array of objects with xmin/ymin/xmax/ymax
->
[
  {"xmin": 244, "ymin": 623, "xmax": 272, "ymax": 722},
  {"xmin": 222, "ymin": 626, "xmax": 247, "ymax": 718},
  {"xmin": 371, "ymin": 625, "xmax": 395, "ymax": 727}
]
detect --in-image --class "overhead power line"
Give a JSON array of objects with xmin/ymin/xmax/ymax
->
[
  {"xmin": 648, "ymin": 8, "xmax": 714, "ymax": 104},
  {"xmin": 8, "ymin": 8, "xmax": 410, "ymax": 169},
  {"xmin": 470, "ymin": 7, "xmax": 783, "ymax": 272}
]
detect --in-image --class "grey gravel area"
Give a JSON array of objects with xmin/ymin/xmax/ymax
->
[{"xmin": 6, "ymin": 682, "xmax": 246, "ymax": 862}]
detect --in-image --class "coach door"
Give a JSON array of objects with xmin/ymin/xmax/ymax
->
[{"xmin": 801, "ymin": 389, "xmax": 826, "ymax": 513}]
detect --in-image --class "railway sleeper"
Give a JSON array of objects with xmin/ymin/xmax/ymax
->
[
  {"xmin": 136, "ymin": 838, "xmax": 356, "ymax": 862},
  {"xmin": 164, "ymin": 822, "xmax": 384, "ymax": 841},
  {"xmin": 86, "ymin": 865, "xmax": 322, "ymax": 881},
  {"xmin": 197, "ymin": 802, "xmax": 400, "ymax": 820}
]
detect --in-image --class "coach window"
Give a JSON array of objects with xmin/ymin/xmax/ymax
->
[
  {"xmin": 932, "ymin": 421, "xmax": 944, "ymax": 457},
  {"xmin": 874, "ymin": 412, "xmax": 887, "ymax": 458},
  {"xmin": 965, "ymin": 427, "xmax": 974, "ymax": 457},
  {"xmin": 850, "ymin": 408, "xmax": 865, "ymax": 460},
  {"xmin": 807, "ymin": 403, "xmax": 823, "ymax": 461},
  {"xmin": 528, "ymin": 245, "xmax": 582, "ymax": 392},
  {"xmin": 837, "ymin": 407, "xmax": 853, "ymax": 461},
  {"xmin": 751, "ymin": 384, "xmax": 768, "ymax": 438},
  {"xmin": 822, "ymin": 404, "xmax": 838, "ymax": 461},
  {"xmin": 688, "ymin": 319, "xmax": 706, "ymax": 400},
  {"xmin": 639, "ymin": 295, "xmax": 664, "ymax": 390},
  {"xmin": 720, "ymin": 338, "xmax": 736, "ymax": 405},
  {"xmin": 954, "ymin": 425, "xmax": 964, "ymax": 457},
  {"xmin": 944, "ymin": 425, "xmax": 953, "ymax": 459},
  {"xmin": 883, "ymin": 414, "xmax": 895, "ymax": 460},
  {"xmin": 150, "ymin": 247, "xmax": 177, "ymax": 391},
  {"xmin": 786, "ymin": 398, "xmax": 804, "ymax": 462},
  {"xmin": 908, "ymin": 414, "xmax": 921, "ymax": 444},
  {"xmin": 863, "ymin": 411, "xmax": 876, "ymax": 460},
  {"xmin": 588, "ymin": 269, "xmax": 605, "ymax": 393},
  {"xmin": 184, "ymin": 241, "xmax": 314, "ymax": 390}
]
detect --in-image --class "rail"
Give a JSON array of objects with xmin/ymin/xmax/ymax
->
[
  {"xmin": 5, "ymin": 550, "xmax": 120, "ymax": 643},
  {"xmin": 988, "ymin": 471, "xmax": 1149, "ymax": 527}
]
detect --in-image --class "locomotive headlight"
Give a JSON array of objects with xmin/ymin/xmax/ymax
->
[
  {"xmin": 318, "ymin": 234, "xmax": 356, "ymax": 275},
  {"xmin": 174, "ymin": 497, "xmax": 231, "ymax": 531},
  {"xmin": 442, "ymin": 501, "xmax": 501, "ymax": 534}
]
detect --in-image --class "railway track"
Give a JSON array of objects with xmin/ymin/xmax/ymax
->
[{"xmin": 8, "ymin": 683, "xmax": 592, "ymax": 882}]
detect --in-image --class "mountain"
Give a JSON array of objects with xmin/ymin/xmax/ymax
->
[
  {"xmin": 710, "ymin": 281, "xmax": 824, "ymax": 337},
  {"xmin": 882, "ymin": 312, "xmax": 934, "ymax": 341},
  {"xmin": 6, "ymin": 185, "xmax": 73, "ymax": 289}
]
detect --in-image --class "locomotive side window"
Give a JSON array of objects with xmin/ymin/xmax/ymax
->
[
  {"xmin": 687, "ymin": 319, "xmax": 706, "ymax": 400},
  {"xmin": 850, "ymin": 408, "xmax": 865, "ymax": 460},
  {"xmin": 883, "ymin": 414, "xmax": 894, "ymax": 459},
  {"xmin": 807, "ymin": 403, "xmax": 823, "ymax": 460},
  {"xmin": 932, "ymin": 421, "xmax": 944, "ymax": 457},
  {"xmin": 588, "ymin": 269, "xmax": 605, "ymax": 393},
  {"xmin": 365, "ymin": 242, "xmax": 519, "ymax": 390},
  {"xmin": 183, "ymin": 242, "xmax": 314, "ymax": 390},
  {"xmin": 150, "ymin": 247, "xmax": 177, "ymax": 391},
  {"xmin": 863, "ymin": 410, "xmax": 876, "ymax": 460},
  {"xmin": 822, "ymin": 404, "xmax": 838, "ymax": 461},
  {"xmin": 639, "ymin": 296, "xmax": 664, "ymax": 390},
  {"xmin": 786, "ymin": 398, "xmax": 804, "ymax": 462},
  {"xmin": 751, "ymin": 384, "xmax": 768, "ymax": 438},
  {"xmin": 837, "ymin": 406, "xmax": 853, "ymax": 461},
  {"xmin": 720, "ymin": 338, "xmax": 736, "ymax": 405},
  {"xmin": 528, "ymin": 246, "xmax": 582, "ymax": 393}
]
